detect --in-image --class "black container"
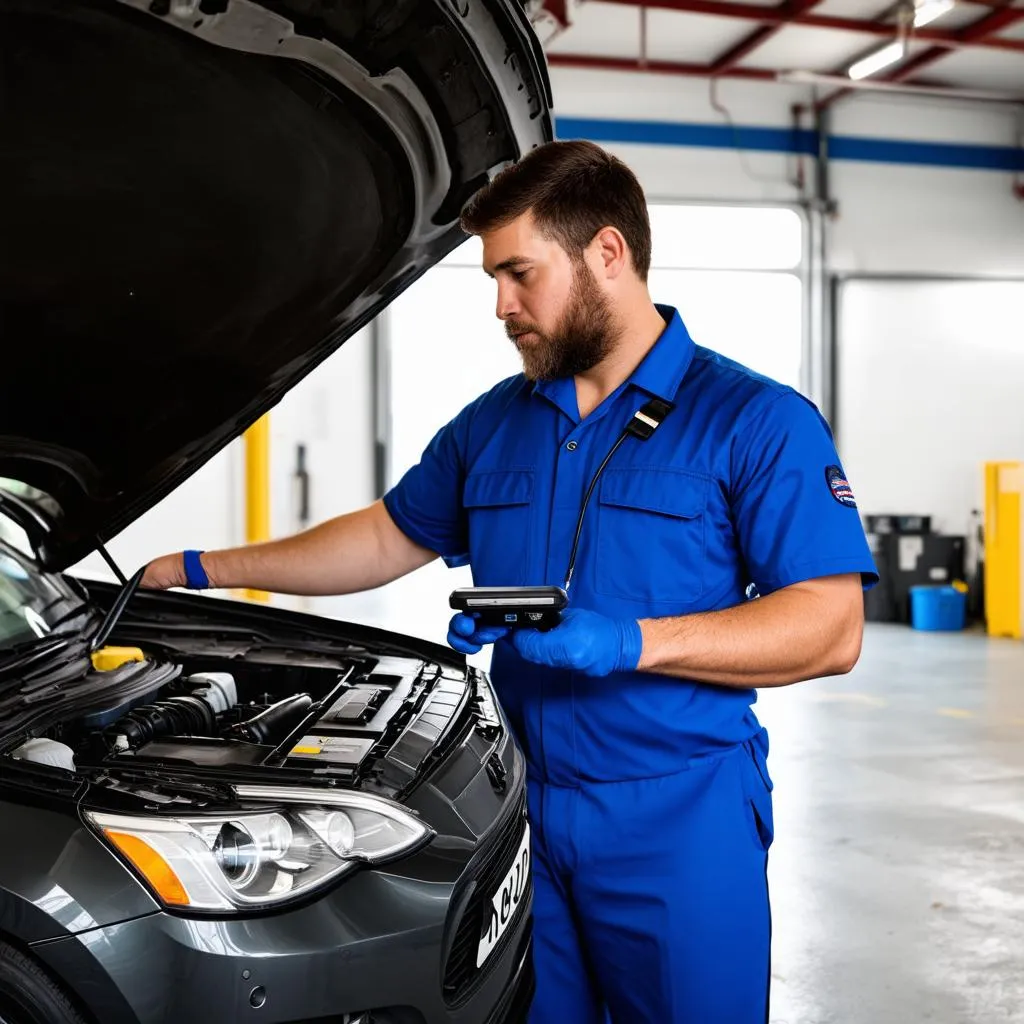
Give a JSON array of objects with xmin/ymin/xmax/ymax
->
[
  {"xmin": 864, "ymin": 514, "xmax": 933, "ymax": 535},
  {"xmin": 868, "ymin": 533, "xmax": 965, "ymax": 623},
  {"xmin": 865, "ymin": 532, "xmax": 898, "ymax": 622}
]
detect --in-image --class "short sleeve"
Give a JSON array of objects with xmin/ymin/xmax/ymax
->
[
  {"xmin": 730, "ymin": 390, "xmax": 878, "ymax": 595},
  {"xmin": 382, "ymin": 409, "xmax": 473, "ymax": 569}
]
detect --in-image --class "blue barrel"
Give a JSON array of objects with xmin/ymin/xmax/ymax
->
[{"xmin": 909, "ymin": 585, "xmax": 966, "ymax": 631}]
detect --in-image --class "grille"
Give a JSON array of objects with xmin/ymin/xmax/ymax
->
[
  {"xmin": 443, "ymin": 790, "xmax": 530, "ymax": 1005},
  {"xmin": 486, "ymin": 929, "xmax": 535, "ymax": 1024}
]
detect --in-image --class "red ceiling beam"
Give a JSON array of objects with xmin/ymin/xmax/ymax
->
[
  {"xmin": 709, "ymin": 0, "xmax": 824, "ymax": 73},
  {"xmin": 817, "ymin": 1, "xmax": 1024, "ymax": 107},
  {"xmin": 542, "ymin": 0, "xmax": 571, "ymax": 30},
  {"xmin": 885, "ymin": 2, "xmax": 1024, "ymax": 82},
  {"xmin": 593, "ymin": 0, "xmax": 1024, "ymax": 54}
]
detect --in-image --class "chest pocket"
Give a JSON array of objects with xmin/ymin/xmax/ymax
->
[
  {"xmin": 595, "ymin": 467, "xmax": 707, "ymax": 605},
  {"xmin": 463, "ymin": 469, "xmax": 534, "ymax": 586}
]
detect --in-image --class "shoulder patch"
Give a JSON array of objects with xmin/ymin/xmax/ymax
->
[{"xmin": 825, "ymin": 465, "xmax": 857, "ymax": 508}]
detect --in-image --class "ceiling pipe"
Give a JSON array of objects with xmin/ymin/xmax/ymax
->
[
  {"xmin": 546, "ymin": 52, "xmax": 776, "ymax": 79},
  {"xmin": 783, "ymin": 70, "xmax": 1024, "ymax": 104},
  {"xmin": 640, "ymin": 3, "xmax": 648, "ymax": 68}
]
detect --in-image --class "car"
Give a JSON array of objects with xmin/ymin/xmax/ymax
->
[{"xmin": 0, "ymin": 0, "xmax": 553, "ymax": 1021}]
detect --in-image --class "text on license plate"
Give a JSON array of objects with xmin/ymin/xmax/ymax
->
[{"xmin": 476, "ymin": 821, "xmax": 531, "ymax": 968}]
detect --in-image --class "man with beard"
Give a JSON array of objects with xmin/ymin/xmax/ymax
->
[{"xmin": 142, "ymin": 140, "xmax": 877, "ymax": 1023}]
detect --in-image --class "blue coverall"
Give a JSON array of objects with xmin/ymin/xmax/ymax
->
[{"xmin": 384, "ymin": 305, "xmax": 878, "ymax": 1023}]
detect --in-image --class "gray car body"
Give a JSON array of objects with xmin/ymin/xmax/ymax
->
[{"xmin": 0, "ymin": 580, "xmax": 533, "ymax": 1024}]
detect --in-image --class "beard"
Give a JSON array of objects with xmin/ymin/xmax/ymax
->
[{"xmin": 506, "ymin": 262, "xmax": 616, "ymax": 382}]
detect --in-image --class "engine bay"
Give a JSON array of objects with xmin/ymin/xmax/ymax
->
[{"xmin": 6, "ymin": 640, "xmax": 487, "ymax": 797}]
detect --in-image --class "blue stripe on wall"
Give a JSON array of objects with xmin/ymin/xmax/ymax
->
[
  {"xmin": 827, "ymin": 135, "xmax": 1024, "ymax": 172},
  {"xmin": 555, "ymin": 117, "xmax": 819, "ymax": 156},
  {"xmin": 555, "ymin": 116, "xmax": 1024, "ymax": 172}
]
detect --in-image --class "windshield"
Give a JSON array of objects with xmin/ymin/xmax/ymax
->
[{"xmin": 0, "ymin": 546, "xmax": 87, "ymax": 651}]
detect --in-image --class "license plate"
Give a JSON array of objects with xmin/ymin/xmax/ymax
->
[{"xmin": 476, "ymin": 821, "xmax": 531, "ymax": 968}]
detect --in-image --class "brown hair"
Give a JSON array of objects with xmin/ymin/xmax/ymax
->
[{"xmin": 459, "ymin": 140, "xmax": 652, "ymax": 281}]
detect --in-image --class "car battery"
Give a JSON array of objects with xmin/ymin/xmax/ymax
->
[
  {"xmin": 285, "ymin": 734, "xmax": 376, "ymax": 767},
  {"xmin": 283, "ymin": 685, "xmax": 393, "ymax": 768}
]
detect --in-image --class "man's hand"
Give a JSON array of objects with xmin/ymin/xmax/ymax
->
[
  {"xmin": 140, "ymin": 553, "xmax": 189, "ymax": 590},
  {"xmin": 447, "ymin": 613, "xmax": 509, "ymax": 655},
  {"xmin": 511, "ymin": 608, "xmax": 642, "ymax": 677}
]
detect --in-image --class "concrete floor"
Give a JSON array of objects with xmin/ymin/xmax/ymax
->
[{"xmin": 758, "ymin": 624, "xmax": 1024, "ymax": 1024}]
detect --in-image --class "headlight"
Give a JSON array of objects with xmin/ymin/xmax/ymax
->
[{"xmin": 85, "ymin": 787, "xmax": 432, "ymax": 911}]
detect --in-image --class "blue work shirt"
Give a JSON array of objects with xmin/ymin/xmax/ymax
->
[{"xmin": 384, "ymin": 305, "xmax": 878, "ymax": 786}]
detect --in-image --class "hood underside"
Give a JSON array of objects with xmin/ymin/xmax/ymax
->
[{"xmin": 0, "ymin": 0, "xmax": 552, "ymax": 570}]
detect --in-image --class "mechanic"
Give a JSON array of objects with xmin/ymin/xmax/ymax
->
[{"xmin": 143, "ymin": 139, "xmax": 878, "ymax": 1023}]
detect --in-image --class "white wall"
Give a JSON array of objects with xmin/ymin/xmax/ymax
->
[
  {"xmin": 549, "ymin": 69, "xmax": 804, "ymax": 203},
  {"xmin": 827, "ymin": 95, "xmax": 1024, "ymax": 276},
  {"xmin": 836, "ymin": 278, "xmax": 1024, "ymax": 538}
]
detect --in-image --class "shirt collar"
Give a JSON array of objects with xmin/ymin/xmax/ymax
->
[
  {"xmin": 532, "ymin": 304, "xmax": 696, "ymax": 417},
  {"xmin": 627, "ymin": 304, "xmax": 696, "ymax": 404}
]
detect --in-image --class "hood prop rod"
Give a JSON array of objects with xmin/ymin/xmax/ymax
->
[{"xmin": 96, "ymin": 542, "xmax": 128, "ymax": 585}]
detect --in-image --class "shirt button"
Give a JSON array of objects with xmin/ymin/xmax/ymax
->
[{"xmin": 566, "ymin": 440, "xmax": 578, "ymax": 451}]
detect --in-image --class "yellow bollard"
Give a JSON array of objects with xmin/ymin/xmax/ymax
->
[{"xmin": 243, "ymin": 415, "xmax": 271, "ymax": 603}]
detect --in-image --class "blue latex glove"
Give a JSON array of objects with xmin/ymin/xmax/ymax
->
[
  {"xmin": 447, "ymin": 613, "xmax": 509, "ymax": 655},
  {"xmin": 511, "ymin": 607, "xmax": 643, "ymax": 677}
]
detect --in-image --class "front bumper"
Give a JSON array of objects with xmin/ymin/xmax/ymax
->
[{"xmin": 34, "ymin": 898, "xmax": 531, "ymax": 1024}]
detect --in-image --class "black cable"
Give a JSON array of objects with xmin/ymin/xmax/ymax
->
[
  {"xmin": 562, "ymin": 397, "xmax": 674, "ymax": 593},
  {"xmin": 563, "ymin": 433, "xmax": 629, "ymax": 593}
]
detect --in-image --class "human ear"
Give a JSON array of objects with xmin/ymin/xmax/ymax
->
[{"xmin": 591, "ymin": 226, "xmax": 628, "ymax": 280}]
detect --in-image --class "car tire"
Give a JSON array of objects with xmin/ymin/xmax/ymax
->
[{"xmin": 0, "ymin": 941, "xmax": 89, "ymax": 1024}]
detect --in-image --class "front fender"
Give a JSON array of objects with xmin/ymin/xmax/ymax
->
[{"xmin": 0, "ymin": 796, "xmax": 158, "ymax": 942}]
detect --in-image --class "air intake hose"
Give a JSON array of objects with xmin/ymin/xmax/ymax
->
[
  {"xmin": 225, "ymin": 694, "xmax": 313, "ymax": 745},
  {"xmin": 107, "ymin": 696, "xmax": 217, "ymax": 750}
]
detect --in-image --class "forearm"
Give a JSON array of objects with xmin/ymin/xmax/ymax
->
[
  {"xmin": 200, "ymin": 501, "xmax": 437, "ymax": 596},
  {"xmin": 637, "ymin": 576, "xmax": 864, "ymax": 688}
]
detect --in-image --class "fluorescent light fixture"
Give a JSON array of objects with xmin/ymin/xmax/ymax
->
[
  {"xmin": 914, "ymin": 0, "xmax": 955, "ymax": 27},
  {"xmin": 848, "ymin": 40, "xmax": 906, "ymax": 79}
]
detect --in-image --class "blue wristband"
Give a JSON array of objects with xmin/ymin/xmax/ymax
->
[{"xmin": 182, "ymin": 550, "xmax": 210, "ymax": 590}]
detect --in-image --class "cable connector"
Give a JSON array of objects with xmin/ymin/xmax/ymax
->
[{"xmin": 626, "ymin": 398, "xmax": 674, "ymax": 440}]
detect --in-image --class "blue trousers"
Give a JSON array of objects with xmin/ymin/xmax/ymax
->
[{"xmin": 526, "ymin": 742, "xmax": 773, "ymax": 1024}]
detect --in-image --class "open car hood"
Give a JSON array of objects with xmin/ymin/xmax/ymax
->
[{"xmin": 0, "ymin": 0, "xmax": 552, "ymax": 571}]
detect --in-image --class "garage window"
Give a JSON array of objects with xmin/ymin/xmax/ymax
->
[{"xmin": 646, "ymin": 204, "xmax": 804, "ymax": 391}]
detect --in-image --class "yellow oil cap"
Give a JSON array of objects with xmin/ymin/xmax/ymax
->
[{"xmin": 90, "ymin": 646, "xmax": 146, "ymax": 672}]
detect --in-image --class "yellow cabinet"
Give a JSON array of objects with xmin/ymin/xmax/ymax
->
[{"xmin": 985, "ymin": 461, "xmax": 1023, "ymax": 639}]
